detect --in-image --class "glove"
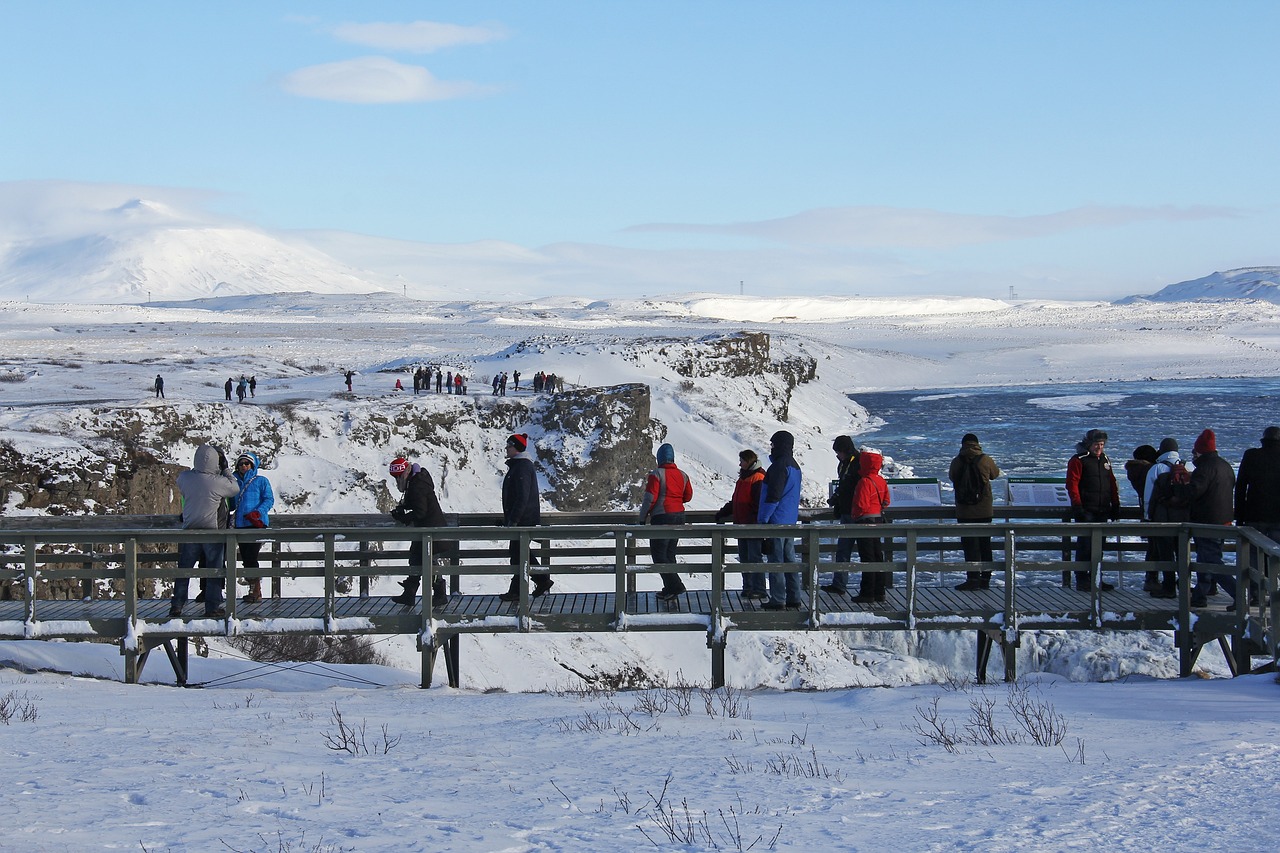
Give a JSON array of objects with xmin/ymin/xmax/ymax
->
[
  {"xmin": 714, "ymin": 507, "xmax": 731, "ymax": 522},
  {"xmin": 246, "ymin": 511, "xmax": 266, "ymax": 529},
  {"xmin": 391, "ymin": 506, "xmax": 412, "ymax": 524},
  {"xmin": 761, "ymin": 539, "xmax": 775, "ymax": 557}
]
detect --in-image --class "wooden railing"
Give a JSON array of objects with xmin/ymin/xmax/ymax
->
[{"xmin": 1, "ymin": 510, "xmax": 1276, "ymax": 687}]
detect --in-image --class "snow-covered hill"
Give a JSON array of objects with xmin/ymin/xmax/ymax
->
[
  {"xmin": 0, "ymin": 181, "xmax": 392, "ymax": 303},
  {"xmin": 1116, "ymin": 266, "xmax": 1280, "ymax": 304}
]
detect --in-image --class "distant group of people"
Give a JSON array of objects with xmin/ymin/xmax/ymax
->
[
  {"xmin": 407, "ymin": 366, "xmax": 466, "ymax": 395},
  {"xmin": 223, "ymin": 375, "xmax": 255, "ymax": 402}
]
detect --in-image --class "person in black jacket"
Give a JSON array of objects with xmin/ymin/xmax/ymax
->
[
  {"xmin": 1187, "ymin": 429, "xmax": 1236, "ymax": 607},
  {"xmin": 1235, "ymin": 426, "xmax": 1280, "ymax": 542},
  {"xmin": 499, "ymin": 433, "xmax": 552, "ymax": 602},
  {"xmin": 821, "ymin": 435, "xmax": 859, "ymax": 596},
  {"xmin": 388, "ymin": 457, "xmax": 455, "ymax": 607}
]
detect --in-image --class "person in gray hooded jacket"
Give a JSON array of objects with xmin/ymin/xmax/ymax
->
[{"xmin": 170, "ymin": 444, "xmax": 240, "ymax": 617}]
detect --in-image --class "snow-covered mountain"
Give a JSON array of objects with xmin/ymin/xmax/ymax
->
[
  {"xmin": 0, "ymin": 180, "xmax": 393, "ymax": 303},
  {"xmin": 1116, "ymin": 266, "xmax": 1280, "ymax": 304}
]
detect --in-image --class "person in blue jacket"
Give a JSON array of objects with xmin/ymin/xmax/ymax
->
[
  {"xmin": 232, "ymin": 451, "xmax": 274, "ymax": 604},
  {"xmin": 758, "ymin": 430, "xmax": 804, "ymax": 610}
]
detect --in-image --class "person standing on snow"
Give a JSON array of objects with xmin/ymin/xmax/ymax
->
[
  {"xmin": 232, "ymin": 451, "xmax": 274, "ymax": 605},
  {"xmin": 153, "ymin": 374, "xmax": 164, "ymax": 399}
]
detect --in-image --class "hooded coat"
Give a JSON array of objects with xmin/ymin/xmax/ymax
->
[
  {"xmin": 176, "ymin": 445, "xmax": 239, "ymax": 530},
  {"xmin": 233, "ymin": 451, "xmax": 274, "ymax": 529},
  {"xmin": 757, "ymin": 431, "xmax": 802, "ymax": 525},
  {"xmin": 851, "ymin": 450, "xmax": 891, "ymax": 519}
]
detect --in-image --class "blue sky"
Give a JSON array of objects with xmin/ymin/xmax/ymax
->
[{"xmin": 2, "ymin": 1, "xmax": 1277, "ymax": 300}]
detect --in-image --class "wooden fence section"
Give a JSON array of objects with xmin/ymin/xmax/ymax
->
[{"xmin": 1, "ymin": 510, "xmax": 1277, "ymax": 688}]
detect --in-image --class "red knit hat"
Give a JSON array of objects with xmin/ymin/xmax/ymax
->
[
  {"xmin": 507, "ymin": 433, "xmax": 529, "ymax": 452},
  {"xmin": 1193, "ymin": 429, "xmax": 1216, "ymax": 454}
]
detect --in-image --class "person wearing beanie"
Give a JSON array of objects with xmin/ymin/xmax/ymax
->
[
  {"xmin": 950, "ymin": 432, "xmax": 1003, "ymax": 591},
  {"xmin": 638, "ymin": 442, "xmax": 693, "ymax": 603},
  {"xmin": 822, "ymin": 435, "xmax": 860, "ymax": 596},
  {"xmin": 1065, "ymin": 429, "xmax": 1119, "ymax": 592},
  {"xmin": 1144, "ymin": 438, "xmax": 1187, "ymax": 598},
  {"xmin": 758, "ymin": 430, "xmax": 805, "ymax": 610},
  {"xmin": 1188, "ymin": 427, "xmax": 1237, "ymax": 607},
  {"xmin": 499, "ymin": 433, "xmax": 551, "ymax": 602},
  {"xmin": 388, "ymin": 456, "xmax": 456, "ymax": 608},
  {"xmin": 714, "ymin": 448, "xmax": 768, "ymax": 599}
]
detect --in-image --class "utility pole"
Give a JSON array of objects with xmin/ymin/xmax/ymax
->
[{"xmin": 739, "ymin": 280, "xmax": 744, "ymax": 296}]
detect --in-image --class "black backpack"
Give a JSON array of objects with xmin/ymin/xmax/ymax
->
[{"xmin": 953, "ymin": 455, "xmax": 985, "ymax": 506}]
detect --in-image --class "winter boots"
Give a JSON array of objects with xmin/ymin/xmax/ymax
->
[
  {"xmin": 241, "ymin": 579, "xmax": 263, "ymax": 604},
  {"xmin": 392, "ymin": 577, "xmax": 448, "ymax": 607}
]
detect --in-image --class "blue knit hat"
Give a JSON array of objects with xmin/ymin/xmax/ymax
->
[{"xmin": 656, "ymin": 443, "xmax": 675, "ymax": 464}]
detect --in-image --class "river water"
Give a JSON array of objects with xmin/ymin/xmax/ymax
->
[{"xmin": 852, "ymin": 376, "xmax": 1280, "ymax": 506}]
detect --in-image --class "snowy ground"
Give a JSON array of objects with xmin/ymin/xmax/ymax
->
[
  {"xmin": 0, "ymin": 640, "xmax": 1277, "ymax": 852},
  {"xmin": 2, "ymin": 293, "xmax": 1279, "ymax": 850}
]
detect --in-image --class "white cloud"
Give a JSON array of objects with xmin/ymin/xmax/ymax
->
[
  {"xmin": 280, "ymin": 56, "xmax": 495, "ymax": 103},
  {"xmin": 330, "ymin": 20, "xmax": 508, "ymax": 53},
  {"xmin": 627, "ymin": 205, "xmax": 1242, "ymax": 249}
]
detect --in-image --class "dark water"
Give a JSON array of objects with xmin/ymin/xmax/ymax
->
[{"xmin": 853, "ymin": 377, "xmax": 1279, "ymax": 505}]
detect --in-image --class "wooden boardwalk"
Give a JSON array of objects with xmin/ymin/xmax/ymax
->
[{"xmin": 2, "ymin": 512, "xmax": 1277, "ymax": 687}]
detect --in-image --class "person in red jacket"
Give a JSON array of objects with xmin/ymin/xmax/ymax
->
[
  {"xmin": 639, "ymin": 443, "xmax": 694, "ymax": 603},
  {"xmin": 715, "ymin": 449, "xmax": 767, "ymax": 599},
  {"xmin": 1065, "ymin": 428, "xmax": 1120, "ymax": 591},
  {"xmin": 850, "ymin": 450, "xmax": 892, "ymax": 603}
]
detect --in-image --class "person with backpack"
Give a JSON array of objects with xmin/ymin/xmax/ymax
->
[
  {"xmin": 1235, "ymin": 426, "xmax": 1280, "ymax": 543},
  {"xmin": 1065, "ymin": 429, "xmax": 1120, "ymax": 591},
  {"xmin": 639, "ymin": 443, "xmax": 694, "ymax": 603},
  {"xmin": 949, "ymin": 432, "xmax": 1003, "ymax": 590},
  {"xmin": 1144, "ymin": 438, "xmax": 1188, "ymax": 598},
  {"xmin": 1187, "ymin": 428, "xmax": 1237, "ymax": 607}
]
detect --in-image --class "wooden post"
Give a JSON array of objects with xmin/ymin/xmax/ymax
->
[
  {"xmin": 122, "ymin": 538, "xmax": 140, "ymax": 683},
  {"xmin": 709, "ymin": 531, "xmax": 726, "ymax": 687},
  {"xmin": 358, "ymin": 540, "xmax": 370, "ymax": 597},
  {"xmin": 323, "ymin": 534, "xmax": 336, "ymax": 633},
  {"xmin": 1176, "ymin": 531, "xmax": 1196, "ymax": 677}
]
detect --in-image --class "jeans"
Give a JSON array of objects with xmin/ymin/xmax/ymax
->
[
  {"xmin": 1194, "ymin": 535, "xmax": 1235, "ymax": 599},
  {"xmin": 765, "ymin": 535, "xmax": 802, "ymax": 605},
  {"xmin": 172, "ymin": 540, "xmax": 226, "ymax": 614},
  {"xmin": 737, "ymin": 537, "xmax": 765, "ymax": 594}
]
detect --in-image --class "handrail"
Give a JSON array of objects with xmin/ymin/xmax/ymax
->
[{"xmin": 0, "ymin": 515, "xmax": 1274, "ymax": 685}]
